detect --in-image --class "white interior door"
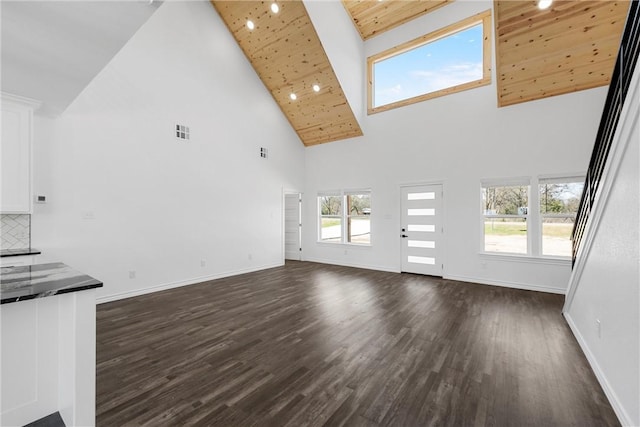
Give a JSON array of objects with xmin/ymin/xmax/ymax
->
[
  {"xmin": 401, "ymin": 184, "xmax": 443, "ymax": 276},
  {"xmin": 284, "ymin": 193, "xmax": 301, "ymax": 260}
]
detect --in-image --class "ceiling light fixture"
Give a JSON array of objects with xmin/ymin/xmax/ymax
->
[
  {"xmin": 290, "ymin": 93, "xmax": 297, "ymax": 100},
  {"xmin": 312, "ymin": 84, "xmax": 320, "ymax": 92},
  {"xmin": 246, "ymin": 20, "xmax": 255, "ymax": 30},
  {"xmin": 537, "ymin": 0, "xmax": 552, "ymax": 10},
  {"xmin": 271, "ymin": 3, "xmax": 279, "ymax": 13}
]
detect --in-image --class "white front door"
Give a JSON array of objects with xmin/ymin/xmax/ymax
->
[
  {"xmin": 400, "ymin": 184, "xmax": 443, "ymax": 276},
  {"xmin": 284, "ymin": 193, "xmax": 301, "ymax": 260}
]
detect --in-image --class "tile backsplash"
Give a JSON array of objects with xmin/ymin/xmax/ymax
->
[{"xmin": 1, "ymin": 214, "xmax": 31, "ymax": 250}]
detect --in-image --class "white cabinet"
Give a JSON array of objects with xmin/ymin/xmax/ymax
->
[
  {"xmin": 0, "ymin": 255, "xmax": 37, "ymax": 267},
  {"xmin": 1, "ymin": 94, "xmax": 40, "ymax": 214},
  {"xmin": 1, "ymin": 290, "xmax": 97, "ymax": 427}
]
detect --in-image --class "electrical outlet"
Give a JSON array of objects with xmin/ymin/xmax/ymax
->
[
  {"xmin": 344, "ymin": 249, "xmax": 348, "ymax": 255},
  {"xmin": 248, "ymin": 253, "xmax": 252, "ymax": 261},
  {"xmin": 596, "ymin": 319, "xmax": 601, "ymax": 338},
  {"xmin": 200, "ymin": 260, "xmax": 206, "ymax": 267},
  {"xmin": 129, "ymin": 271, "xmax": 136, "ymax": 279}
]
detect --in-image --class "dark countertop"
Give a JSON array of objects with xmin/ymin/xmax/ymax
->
[
  {"xmin": 0, "ymin": 262, "xmax": 103, "ymax": 304},
  {"xmin": 1, "ymin": 248, "xmax": 42, "ymax": 257}
]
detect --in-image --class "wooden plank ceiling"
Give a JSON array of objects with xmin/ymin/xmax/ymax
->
[
  {"xmin": 211, "ymin": 1, "xmax": 362, "ymax": 146},
  {"xmin": 342, "ymin": 0, "xmax": 452, "ymax": 40},
  {"xmin": 495, "ymin": 0, "xmax": 629, "ymax": 107}
]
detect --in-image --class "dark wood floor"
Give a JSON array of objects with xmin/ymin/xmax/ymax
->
[{"xmin": 96, "ymin": 261, "xmax": 619, "ymax": 426}]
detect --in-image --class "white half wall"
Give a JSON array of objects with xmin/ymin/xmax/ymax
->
[
  {"xmin": 31, "ymin": 1, "xmax": 305, "ymax": 301},
  {"xmin": 564, "ymin": 60, "xmax": 640, "ymax": 426},
  {"xmin": 303, "ymin": 0, "xmax": 607, "ymax": 293}
]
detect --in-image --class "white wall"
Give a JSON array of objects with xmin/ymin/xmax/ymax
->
[
  {"xmin": 302, "ymin": 0, "xmax": 608, "ymax": 293},
  {"xmin": 564, "ymin": 60, "xmax": 639, "ymax": 426},
  {"xmin": 31, "ymin": 1, "xmax": 305, "ymax": 302}
]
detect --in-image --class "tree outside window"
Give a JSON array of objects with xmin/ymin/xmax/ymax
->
[
  {"xmin": 539, "ymin": 179, "xmax": 584, "ymax": 257},
  {"xmin": 318, "ymin": 192, "xmax": 371, "ymax": 245},
  {"xmin": 319, "ymin": 195, "xmax": 342, "ymax": 242},
  {"xmin": 483, "ymin": 184, "xmax": 529, "ymax": 254},
  {"xmin": 482, "ymin": 176, "xmax": 584, "ymax": 258}
]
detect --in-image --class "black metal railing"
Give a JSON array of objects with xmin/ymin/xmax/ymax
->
[{"xmin": 572, "ymin": 0, "xmax": 640, "ymax": 266}]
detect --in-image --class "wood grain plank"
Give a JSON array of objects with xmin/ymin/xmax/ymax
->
[
  {"xmin": 342, "ymin": 0, "xmax": 452, "ymax": 40},
  {"xmin": 495, "ymin": 0, "xmax": 628, "ymax": 107},
  {"xmin": 210, "ymin": 1, "xmax": 362, "ymax": 146},
  {"xmin": 96, "ymin": 261, "xmax": 621, "ymax": 426}
]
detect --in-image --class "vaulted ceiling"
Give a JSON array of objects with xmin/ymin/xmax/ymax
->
[
  {"xmin": 211, "ymin": 0, "xmax": 363, "ymax": 147},
  {"xmin": 2, "ymin": 1, "xmax": 628, "ymax": 144},
  {"xmin": 1, "ymin": 1, "xmax": 160, "ymax": 116},
  {"xmin": 342, "ymin": 0, "xmax": 452, "ymax": 40},
  {"xmin": 211, "ymin": 0, "xmax": 629, "ymax": 146},
  {"xmin": 495, "ymin": 0, "xmax": 629, "ymax": 107}
]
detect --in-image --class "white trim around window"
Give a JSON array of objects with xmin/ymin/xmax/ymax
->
[
  {"xmin": 481, "ymin": 174, "xmax": 585, "ymax": 259},
  {"xmin": 317, "ymin": 190, "xmax": 372, "ymax": 246}
]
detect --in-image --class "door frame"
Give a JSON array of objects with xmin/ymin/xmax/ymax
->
[
  {"xmin": 399, "ymin": 180, "xmax": 447, "ymax": 276},
  {"xmin": 282, "ymin": 189, "xmax": 303, "ymax": 262}
]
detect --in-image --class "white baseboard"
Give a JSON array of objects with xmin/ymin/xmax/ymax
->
[
  {"xmin": 96, "ymin": 262, "xmax": 283, "ymax": 304},
  {"xmin": 301, "ymin": 260, "xmax": 565, "ymax": 294},
  {"xmin": 303, "ymin": 257, "xmax": 400, "ymax": 274},
  {"xmin": 564, "ymin": 313, "xmax": 633, "ymax": 426},
  {"xmin": 445, "ymin": 274, "xmax": 566, "ymax": 294}
]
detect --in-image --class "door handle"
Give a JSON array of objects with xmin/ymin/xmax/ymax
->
[{"xmin": 401, "ymin": 234, "xmax": 408, "ymax": 238}]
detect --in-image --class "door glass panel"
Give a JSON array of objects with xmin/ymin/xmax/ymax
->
[
  {"xmin": 407, "ymin": 192, "xmax": 435, "ymax": 200},
  {"xmin": 408, "ymin": 240, "xmax": 435, "ymax": 248},
  {"xmin": 407, "ymin": 255, "xmax": 435, "ymax": 265},
  {"xmin": 408, "ymin": 224, "xmax": 435, "ymax": 232},
  {"xmin": 407, "ymin": 208, "xmax": 435, "ymax": 216}
]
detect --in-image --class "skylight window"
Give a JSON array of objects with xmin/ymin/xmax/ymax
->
[{"xmin": 368, "ymin": 10, "xmax": 492, "ymax": 114}]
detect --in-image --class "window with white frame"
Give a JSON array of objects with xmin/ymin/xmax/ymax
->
[
  {"xmin": 367, "ymin": 10, "xmax": 492, "ymax": 114},
  {"xmin": 539, "ymin": 177, "xmax": 584, "ymax": 257},
  {"xmin": 482, "ymin": 182, "xmax": 529, "ymax": 254},
  {"xmin": 482, "ymin": 176, "xmax": 585, "ymax": 258},
  {"xmin": 318, "ymin": 191, "xmax": 371, "ymax": 245}
]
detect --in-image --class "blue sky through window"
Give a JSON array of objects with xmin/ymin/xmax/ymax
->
[{"xmin": 373, "ymin": 24, "xmax": 483, "ymax": 107}]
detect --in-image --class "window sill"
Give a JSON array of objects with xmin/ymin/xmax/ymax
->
[
  {"xmin": 479, "ymin": 252, "xmax": 571, "ymax": 266},
  {"xmin": 316, "ymin": 241, "xmax": 372, "ymax": 249}
]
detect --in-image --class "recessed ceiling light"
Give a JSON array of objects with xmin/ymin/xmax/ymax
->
[
  {"xmin": 290, "ymin": 93, "xmax": 297, "ymax": 100},
  {"xmin": 246, "ymin": 20, "xmax": 255, "ymax": 30},
  {"xmin": 537, "ymin": 0, "xmax": 552, "ymax": 10},
  {"xmin": 271, "ymin": 3, "xmax": 279, "ymax": 13},
  {"xmin": 312, "ymin": 84, "xmax": 320, "ymax": 92}
]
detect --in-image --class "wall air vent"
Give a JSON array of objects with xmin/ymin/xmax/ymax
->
[{"xmin": 176, "ymin": 124, "xmax": 190, "ymax": 140}]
